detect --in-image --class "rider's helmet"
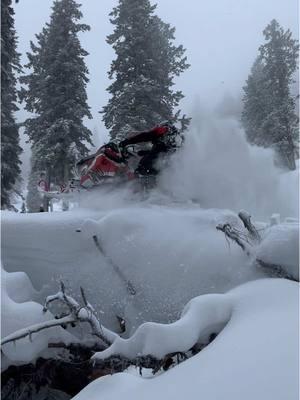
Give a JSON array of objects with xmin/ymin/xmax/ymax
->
[{"xmin": 159, "ymin": 120, "xmax": 183, "ymax": 149}]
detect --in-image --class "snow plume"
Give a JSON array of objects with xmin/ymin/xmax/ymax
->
[{"xmin": 160, "ymin": 109, "xmax": 299, "ymax": 220}]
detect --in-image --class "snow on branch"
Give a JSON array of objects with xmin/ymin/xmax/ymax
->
[
  {"xmin": 216, "ymin": 223, "xmax": 252, "ymax": 255},
  {"xmin": 216, "ymin": 210, "xmax": 262, "ymax": 256},
  {"xmin": 1, "ymin": 282, "xmax": 118, "ymax": 348},
  {"xmin": 216, "ymin": 210, "xmax": 298, "ymax": 281},
  {"xmin": 1, "ymin": 315, "xmax": 76, "ymax": 346},
  {"xmin": 238, "ymin": 210, "xmax": 262, "ymax": 244},
  {"xmin": 92, "ymin": 294, "xmax": 232, "ymax": 364}
]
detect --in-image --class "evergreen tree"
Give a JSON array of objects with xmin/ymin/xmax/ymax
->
[
  {"xmin": 20, "ymin": 0, "xmax": 92, "ymax": 185},
  {"xmin": 242, "ymin": 57, "xmax": 268, "ymax": 145},
  {"xmin": 26, "ymin": 147, "xmax": 43, "ymax": 213},
  {"xmin": 102, "ymin": 0, "xmax": 190, "ymax": 140},
  {"xmin": 1, "ymin": 0, "xmax": 22, "ymax": 209},
  {"xmin": 242, "ymin": 20, "xmax": 299, "ymax": 169}
]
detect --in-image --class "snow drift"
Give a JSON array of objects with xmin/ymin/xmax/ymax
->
[
  {"xmin": 1, "ymin": 265, "xmax": 71, "ymax": 368},
  {"xmin": 74, "ymin": 278, "xmax": 299, "ymax": 400}
]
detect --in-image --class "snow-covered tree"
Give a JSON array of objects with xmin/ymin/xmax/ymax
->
[
  {"xmin": 1, "ymin": 0, "xmax": 22, "ymax": 209},
  {"xmin": 102, "ymin": 0, "xmax": 190, "ymax": 140},
  {"xmin": 242, "ymin": 20, "xmax": 299, "ymax": 170},
  {"xmin": 26, "ymin": 147, "xmax": 44, "ymax": 213},
  {"xmin": 20, "ymin": 0, "xmax": 93, "ymax": 185},
  {"xmin": 241, "ymin": 57, "xmax": 268, "ymax": 145}
]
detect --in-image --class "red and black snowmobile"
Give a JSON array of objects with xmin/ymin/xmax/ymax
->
[
  {"xmin": 74, "ymin": 142, "xmax": 138, "ymax": 189},
  {"xmin": 38, "ymin": 142, "xmax": 156, "ymax": 203}
]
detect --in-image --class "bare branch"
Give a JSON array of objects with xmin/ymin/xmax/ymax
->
[
  {"xmin": 256, "ymin": 258, "xmax": 298, "ymax": 281},
  {"xmin": 80, "ymin": 286, "xmax": 88, "ymax": 307},
  {"xmin": 1, "ymin": 315, "xmax": 76, "ymax": 346},
  {"xmin": 2, "ymin": 283, "xmax": 118, "ymax": 348},
  {"xmin": 60, "ymin": 281, "xmax": 66, "ymax": 294},
  {"xmin": 216, "ymin": 223, "xmax": 252, "ymax": 255},
  {"xmin": 48, "ymin": 341, "xmax": 105, "ymax": 352},
  {"xmin": 238, "ymin": 210, "xmax": 261, "ymax": 243}
]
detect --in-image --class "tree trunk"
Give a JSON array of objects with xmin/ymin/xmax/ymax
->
[{"xmin": 62, "ymin": 161, "xmax": 69, "ymax": 211}]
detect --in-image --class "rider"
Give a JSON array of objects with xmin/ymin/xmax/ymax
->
[{"xmin": 119, "ymin": 121, "xmax": 182, "ymax": 176}]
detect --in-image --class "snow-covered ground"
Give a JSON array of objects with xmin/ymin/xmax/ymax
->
[
  {"xmin": 1, "ymin": 204, "xmax": 265, "ymax": 336},
  {"xmin": 74, "ymin": 279, "xmax": 299, "ymax": 400},
  {"xmin": 1, "ymin": 265, "xmax": 74, "ymax": 369},
  {"xmin": 1, "ymin": 126, "xmax": 299, "ymax": 399}
]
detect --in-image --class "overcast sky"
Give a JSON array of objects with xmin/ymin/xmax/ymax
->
[{"xmin": 14, "ymin": 0, "xmax": 298, "ymax": 140}]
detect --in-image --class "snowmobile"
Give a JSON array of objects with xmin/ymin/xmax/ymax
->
[
  {"xmin": 38, "ymin": 142, "xmax": 156, "ymax": 202},
  {"xmin": 74, "ymin": 141, "xmax": 163, "ymax": 193},
  {"xmin": 75, "ymin": 142, "xmax": 137, "ymax": 189}
]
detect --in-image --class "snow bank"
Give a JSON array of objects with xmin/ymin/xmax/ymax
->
[
  {"xmin": 1, "ymin": 265, "xmax": 72, "ymax": 367},
  {"xmin": 93, "ymin": 294, "xmax": 232, "ymax": 360},
  {"xmin": 74, "ymin": 279, "xmax": 299, "ymax": 400},
  {"xmin": 2, "ymin": 207, "xmax": 264, "ymax": 334},
  {"xmin": 256, "ymin": 223, "xmax": 299, "ymax": 280}
]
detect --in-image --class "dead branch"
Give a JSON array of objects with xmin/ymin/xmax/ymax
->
[
  {"xmin": 216, "ymin": 223, "xmax": 252, "ymax": 255},
  {"xmin": 1, "ymin": 315, "xmax": 76, "ymax": 346},
  {"xmin": 238, "ymin": 210, "xmax": 261, "ymax": 244},
  {"xmin": 1, "ymin": 283, "xmax": 118, "ymax": 348},
  {"xmin": 93, "ymin": 344, "xmax": 205, "ymax": 376},
  {"xmin": 48, "ymin": 341, "xmax": 105, "ymax": 353},
  {"xmin": 256, "ymin": 258, "xmax": 298, "ymax": 282},
  {"xmin": 216, "ymin": 213, "xmax": 298, "ymax": 282}
]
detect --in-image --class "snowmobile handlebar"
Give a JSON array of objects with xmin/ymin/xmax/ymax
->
[{"xmin": 120, "ymin": 145, "xmax": 139, "ymax": 159}]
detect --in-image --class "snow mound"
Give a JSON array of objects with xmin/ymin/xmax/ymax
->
[
  {"xmin": 93, "ymin": 293, "xmax": 232, "ymax": 360},
  {"xmin": 1, "ymin": 265, "xmax": 72, "ymax": 367},
  {"xmin": 74, "ymin": 279, "xmax": 299, "ymax": 400},
  {"xmin": 256, "ymin": 223, "xmax": 299, "ymax": 280}
]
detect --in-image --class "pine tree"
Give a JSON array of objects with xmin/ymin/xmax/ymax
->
[
  {"xmin": 242, "ymin": 20, "xmax": 299, "ymax": 169},
  {"xmin": 26, "ymin": 147, "xmax": 44, "ymax": 213},
  {"xmin": 1, "ymin": 0, "xmax": 22, "ymax": 209},
  {"xmin": 20, "ymin": 0, "xmax": 92, "ymax": 185},
  {"xmin": 102, "ymin": 0, "xmax": 190, "ymax": 140},
  {"xmin": 241, "ymin": 57, "xmax": 268, "ymax": 145}
]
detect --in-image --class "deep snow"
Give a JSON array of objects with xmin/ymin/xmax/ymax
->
[
  {"xmin": 1, "ymin": 265, "xmax": 72, "ymax": 368},
  {"xmin": 2, "ymin": 205, "xmax": 266, "ymax": 336},
  {"xmin": 1, "ymin": 125, "xmax": 299, "ymax": 399},
  {"xmin": 74, "ymin": 279, "xmax": 299, "ymax": 400}
]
